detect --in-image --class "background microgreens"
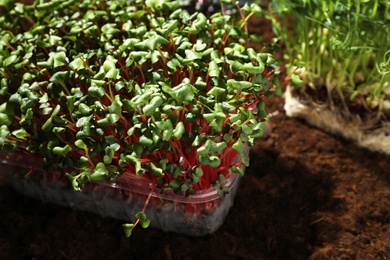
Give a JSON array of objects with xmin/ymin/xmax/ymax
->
[{"xmin": 270, "ymin": 0, "xmax": 390, "ymax": 112}]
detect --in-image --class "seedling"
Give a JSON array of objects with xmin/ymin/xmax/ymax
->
[{"xmin": 0, "ymin": 0, "xmax": 282, "ymax": 235}]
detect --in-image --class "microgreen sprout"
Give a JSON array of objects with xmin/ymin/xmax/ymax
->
[{"xmin": 0, "ymin": 0, "xmax": 282, "ymax": 235}]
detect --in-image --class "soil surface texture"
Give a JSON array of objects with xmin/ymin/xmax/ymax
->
[{"xmin": 1, "ymin": 14, "xmax": 390, "ymax": 260}]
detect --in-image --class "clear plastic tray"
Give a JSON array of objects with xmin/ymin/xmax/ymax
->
[{"xmin": 0, "ymin": 151, "xmax": 244, "ymax": 236}]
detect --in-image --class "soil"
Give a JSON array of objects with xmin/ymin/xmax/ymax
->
[{"xmin": 2, "ymin": 11, "xmax": 390, "ymax": 260}]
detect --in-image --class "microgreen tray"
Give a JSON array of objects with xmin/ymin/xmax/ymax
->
[{"xmin": 0, "ymin": 151, "xmax": 243, "ymax": 236}]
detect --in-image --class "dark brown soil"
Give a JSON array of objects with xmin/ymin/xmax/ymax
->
[{"xmin": 1, "ymin": 14, "xmax": 390, "ymax": 260}]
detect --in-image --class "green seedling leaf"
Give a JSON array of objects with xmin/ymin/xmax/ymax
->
[
  {"xmin": 291, "ymin": 74, "xmax": 304, "ymax": 87},
  {"xmin": 139, "ymin": 135, "xmax": 153, "ymax": 146},
  {"xmin": 191, "ymin": 167, "xmax": 203, "ymax": 184},
  {"xmin": 135, "ymin": 212, "xmax": 147, "ymax": 221},
  {"xmin": 169, "ymin": 179, "xmax": 185, "ymax": 190},
  {"xmin": 170, "ymin": 81, "xmax": 196, "ymax": 104},
  {"xmin": 218, "ymin": 174, "xmax": 227, "ymax": 185},
  {"xmin": 11, "ymin": 128, "xmax": 27, "ymax": 140},
  {"xmin": 108, "ymin": 100, "xmax": 122, "ymax": 115},
  {"xmin": 41, "ymin": 105, "xmax": 61, "ymax": 131},
  {"xmin": 207, "ymin": 86, "xmax": 225, "ymax": 97},
  {"xmin": 199, "ymin": 155, "xmax": 220, "ymax": 168},
  {"xmin": 161, "ymin": 119, "xmax": 173, "ymax": 141},
  {"xmin": 273, "ymin": 78, "xmax": 282, "ymax": 95},
  {"xmin": 0, "ymin": 125, "xmax": 10, "ymax": 143},
  {"xmin": 66, "ymin": 173, "xmax": 81, "ymax": 191},
  {"xmin": 185, "ymin": 49, "xmax": 202, "ymax": 60},
  {"xmin": 250, "ymin": 34, "xmax": 262, "ymax": 43},
  {"xmin": 3, "ymin": 55, "xmax": 19, "ymax": 67},
  {"xmin": 231, "ymin": 165, "xmax": 244, "ymax": 176},
  {"xmin": 135, "ymin": 212, "xmax": 150, "ymax": 228},
  {"xmin": 230, "ymin": 60, "xmax": 244, "ymax": 74},
  {"xmin": 140, "ymin": 219, "xmax": 150, "ymax": 228},
  {"xmin": 217, "ymin": 188, "xmax": 225, "ymax": 198},
  {"xmin": 293, "ymin": 59, "xmax": 305, "ymax": 68},
  {"xmin": 50, "ymin": 71, "xmax": 69, "ymax": 87},
  {"xmin": 104, "ymin": 147, "xmax": 114, "ymax": 164},
  {"xmin": 88, "ymin": 85, "xmax": 106, "ymax": 97},
  {"xmin": 256, "ymin": 101, "xmax": 267, "ymax": 118},
  {"xmin": 53, "ymin": 145, "xmax": 72, "ymax": 157},
  {"xmin": 148, "ymin": 162, "xmax": 164, "ymax": 177},
  {"xmin": 50, "ymin": 51, "xmax": 68, "ymax": 68},
  {"xmin": 0, "ymin": 112, "xmax": 12, "ymax": 126},
  {"xmin": 143, "ymin": 96, "xmax": 163, "ymax": 116},
  {"xmin": 251, "ymin": 3, "xmax": 263, "ymax": 17},
  {"xmin": 173, "ymin": 122, "xmax": 185, "ymax": 140},
  {"xmin": 232, "ymin": 139, "xmax": 244, "ymax": 153},
  {"xmin": 241, "ymin": 152, "xmax": 250, "ymax": 166},
  {"xmin": 227, "ymin": 80, "xmax": 253, "ymax": 89},
  {"xmin": 90, "ymin": 162, "xmax": 108, "ymax": 181},
  {"xmin": 75, "ymin": 139, "xmax": 87, "ymax": 149},
  {"xmin": 122, "ymin": 223, "xmax": 134, "ymax": 238},
  {"xmin": 246, "ymin": 63, "xmax": 265, "ymax": 74},
  {"xmin": 0, "ymin": 78, "xmax": 8, "ymax": 96}
]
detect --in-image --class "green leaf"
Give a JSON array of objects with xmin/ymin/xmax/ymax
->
[
  {"xmin": 169, "ymin": 179, "xmax": 185, "ymax": 190},
  {"xmin": 148, "ymin": 162, "xmax": 164, "ymax": 176},
  {"xmin": 103, "ymin": 59, "xmax": 116, "ymax": 72},
  {"xmin": 191, "ymin": 167, "xmax": 203, "ymax": 184},
  {"xmin": 104, "ymin": 147, "xmax": 114, "ymax": 164},
  {"xmin": 0, "ymin": 125, "xmax": 10, "ymax": 143},
  {"xmin": 88, "ymin": 86, "xmax": 106, "ymax": 98},
  {"xmin": 250, "ymin": 34, "xmax": 262, "ymax": 43},
  {"xmin": 90, "ymin": 163, "xmax": 108, "ymax": 181},
  {"xmin": 11, "ymin": 128, "xmax": 27, "ymax": 140},
  {"xmin": 231, "ymin": 61, "xmax": 244, "ymax": 74},
  {"xmin": 185, "ymin": 49, "xmax": 202, "ymax": 60},
  {"xmin": 231, "ymin": 165, "xmax": 244, "ymax": 176},
  {"xmin": 50, "ymin": 71, "xmax": 69, "ymax": 87},
  {"xmin": 291, "ymin": 74, "xmax": 304, "ymax": 87},
  {"xmin": 205, "ymin": 155, "xmax": 220, "ymax": 168},
  {"xmin": 0, "ymin": 78, "xmax": 8, "ymax": 96},
  {"xmin": 227, "ymin": 80, "xmax": 252, "ymax": 89},
  {"xmin": 207, "ymin": 86, "xmax": 225, "ymax": 97},
  {"xmin": 53, "ymin": 145, "xmax": 72, "ymax": 157},
  {"xmin": 244, "ymin": 63, "xmax": 265, "ymax": 74},
  {"xmin": 108, "ymin": 100, "xmax": 122, "ymax": 115},
  {"xmin": 241, "ymin": 152, "xmax": 250, "ymax": 167},
  {"xmin": 3, "ymin": 55, "xmax": 19, "ymax": 67},
  {"xmin": 208, "ymin": 60, "xmax": 220, "ymax": 78},
  {"xmin": 51, "ymin": 51, "xmax": 68, "ymax": 68},
  {"xmin": 173, "ymin": 122, "xmax": 185, "ymax": 140},
  {"xmin": 0, "ymin": 112, "xmax": 12, "ymax": 126},
  {"xmin": 135, "ymin": 34, "xmax": 169, "ymax": 51},
  {"xmin": 273, "ymin": 78, "xmax": 282, "ymax": 95},
  {"xmin": 232, "ymin": 139, "xmax": 244, "ymax": 153},
  {"xmin": 251, "ymin": 3, "xmax": 263, "ymax": 17},
  {"xmin": 107, "ymin": 113, "xmax": 120, "ymax": 124},
  {"xmin": 139, "ymin": 135, "xmax": 153, "ymax": 146},
  {"xmin": 75, "ymin": 139, "xmax": 87, "ymax": 149},
  {"xmin": 217, "ymin": 189, "xmax": 225, "ymax": 198},
  {"xmin": 171, "ymin": 81, "xmax": 195, "ymax": 104},
  {"xmin": 135, "ymin": 212, "xmax": 147, "ymax": 221},
  {"xmin": 241, "ymin": 124, "xmax": 253, "ymax": 135},
  {"xmin": 162, "ymin": 119, "xmax": 173, "ymax": 141},
  {"xmin": 66, "ymin": 173, "xmax": 81, "ymax": 191},
  {"xmin": 143, "ymin": 96, "xmax": 163, "ymax": 116},
  {"xmin": 122, "ymin": 224, "xmax": 134, "ymax": 238},
  {"xmin": 140, "ymin": 219, "xmax": 150, "ymax": 228}
]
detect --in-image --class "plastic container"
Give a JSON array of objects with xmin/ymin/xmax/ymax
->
[{"xmin": 0, "ymin": 151, "xmax": 244, "ymax": 236}]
